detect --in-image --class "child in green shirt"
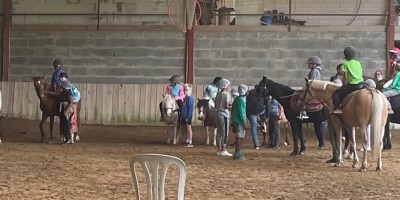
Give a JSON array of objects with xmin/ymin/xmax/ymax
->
[{"xmin": 231, "ymin": 84, "xmax": 249, "ymax": 160}]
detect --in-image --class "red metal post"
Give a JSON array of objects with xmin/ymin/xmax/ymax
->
[
  {"xmin": 386, "ymin": 0, "xmax": 396, "ymax": 79},
  {"xmin": 186, "ymin": 28, "xmax": 194, "ymax": 84},
  {"xmin": 2, "ymin": 0, "xmax": 11, "ymax": 81}
]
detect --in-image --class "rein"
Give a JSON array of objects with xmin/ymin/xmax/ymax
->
[{"xmin": 299, "ymin": 80, "xmax": 333, "ymax": 110}]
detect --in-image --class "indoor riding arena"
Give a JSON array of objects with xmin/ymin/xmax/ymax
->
[{"xmin": 1, "ymin": 0, "xmax": 400, "ymax": 199}]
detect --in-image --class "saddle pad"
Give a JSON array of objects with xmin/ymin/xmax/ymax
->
[{"xmin": 290, "ymin": 93, "xmax": 323, "ymax": 113}]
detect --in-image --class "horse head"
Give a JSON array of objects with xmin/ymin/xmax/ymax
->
[
  {"xmin": 162, "ymin": 95, "xmax": 178, "ymax": 117},
  {"xmin": 32, "ymin": 76, "xmax": 46, "ymax": 98},
  {"xmin": 197, "ymin": 98, "xmax": 210, "ymax": 120},
  {"xmin": 298, "ymin": 78, "xmax": 339, "ymax": 110}
]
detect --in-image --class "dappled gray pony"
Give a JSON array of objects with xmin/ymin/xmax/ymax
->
[
  {"xmin": 161, "ymin": 95, "xmax": 180, "ymax": 144},
  {"xmin": 197, "ymin": 98, "xmax": 217, "ymax": 145}
]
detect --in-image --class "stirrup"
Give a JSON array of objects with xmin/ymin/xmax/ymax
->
[
  {"xmin": 388, "ymin": 108, "xmax": 394, "ymax": 114},
  {"xmin": 331, "ymin": 109, "xmax": 342, "ymax": 114}
]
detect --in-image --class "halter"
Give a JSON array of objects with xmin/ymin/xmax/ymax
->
[{"xmin": 298, "ymin": 79, "xmax": 334, "ymax": 110}]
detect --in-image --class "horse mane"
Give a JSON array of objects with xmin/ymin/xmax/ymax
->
[{"xmin": 309, "ymin": 80, "xmax": 339, "ymax": 91}]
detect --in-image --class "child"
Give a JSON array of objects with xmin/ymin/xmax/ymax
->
[
  {"xmin": 59, "ymin": 73, "xmax": 81, "ymax": 143},
  {"xmin": 215, "ymin": 78, "xmax": 232, "ymax": 156},
  {"xmin": 267, "ymin": 98, "xmax": 282, "ymax": 148},
  {"xmin": 204, "ymin": 77, "xmax": 223, "ymax": 101},
  {"xmin": 181, "ymin": 84, "xmax": 194, "ymax": 147},
  {"xmin": 59, "ymin": 80, "xmax": 74, "ymax": 144},
  {"xmin": 332, "ymin": 46, "xmax": 364, "ymax": 113},
  {"xmin": 383, "ymin": 63, "xmax": 400, "ymax": 98},
  {"xmin": 159, "ymin": 75, "xmax": 185, "ymax": 121},
  {"xmin": 298, "ymin": 56, "xmax": 322, "ymax": 120},
  {"xmin": 51, "ymin": 58, "xmax": 66, "ymax": 91},
  {"xmin": 228, "ymin": 88, "xmax": 239, "ymax": 146},
  {"xmin": 231, "ymin": 84, "xmax": 248, "ymax": 160}
]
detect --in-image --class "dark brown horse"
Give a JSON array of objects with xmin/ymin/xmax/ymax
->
[{"xmin": 32, "ymin": 76, "xmax": 81, "ymax": 143}]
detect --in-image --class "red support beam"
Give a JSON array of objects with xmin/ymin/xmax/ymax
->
[
  {"xmin": 186, "ymin": 28, "xmax": 194, "ymax": 84},
  {"xmin": 2, "ymin": 0, "xmax": 11, "ymax": 81},
  {"xmin": 386, "ymin": 0, "xmax": 396, "ymax": 79}
]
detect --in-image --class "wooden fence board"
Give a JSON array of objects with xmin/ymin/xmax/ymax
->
[
  {"xmin": 75, "ymin": 83, "xmax": 87, "ymax": 124},
  {"xmin": 138, "ymin": 84, "xmax": 146, "ymax": 124},
  {"xmin": 1, "ymin": 82, "xmax": 10, "ymax": 116},
  {"xmin": 111, "ymin": 84, "xmax": 120, "ymax": 125},
  {"xmin": 85, "ymin": 84, "xmax": 96, "ymax": 124},
  {"xmin": 95, "ymin": 84, "xmax": 104, "ymax": 124},
  {"xmin": 117, "ymin": 84, "xmax": 126, "ymax": 125},
  {"xmin": 124, "ymin": 84, "xmax": 135, "ymax": 125},
  {"xmin": 27, "ymin": 83, "xmax": 39, "ymax": 120},
  {"xmin": 21, "ymin": 82, "xmax": 30, "ymax": 119},
  {"xmin": 12, "ymin": 82, "xmax": 23, "ymax": 118},
  {"xmin": 102, "ymin": 84, "xmax": 113, "ymax": 125},
  {"xmin": 155, "ymin": 84, "xmax": 164, "ymax": 126}
]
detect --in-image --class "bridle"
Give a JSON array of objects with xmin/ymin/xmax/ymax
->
[{"xmin": 297, "ymin": 80, "xmax": 333, "ymax": 110}]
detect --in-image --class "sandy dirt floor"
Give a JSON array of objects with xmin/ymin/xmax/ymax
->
[{"xmin": 1, "ymin": 118, "xmax": 400, "ymax": 200}]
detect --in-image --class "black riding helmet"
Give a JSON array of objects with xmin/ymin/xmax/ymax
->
[
  {"xmin": 212, "ymin": 77, "xmax": 223, "ymax": 85},
  {"xmin": 53, "ymin": 58, "xmax": 63, "ymax": 66},
  {"xmin": 168, "ymin": 75, "xmax": 180, "ymax": 84},
  {"xmin": 344, "ymin": 46, "xmax": 356, "ymax": 61}
]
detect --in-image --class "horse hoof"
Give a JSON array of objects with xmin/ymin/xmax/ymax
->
[
  {"xmin": 352, "ymin": 164, "xmax": 359, "ymax": 168},
  {"xmin": 283, "ymin": 142, "xmax": 288, "ymax": 146},
  {"xmin": 298, "ymin": 151, "xmax": 305, "ymax": 156},
  {"xmin": 359, "ymin": 168, "xmax": 367, "ymax": 172},
  {"xmin": 334, "ymin": 163, "xmax": 341, "ymax": 167},
  {"xmin": 290, "ymin": 151, "xmax": 298, "ymax": 156}
]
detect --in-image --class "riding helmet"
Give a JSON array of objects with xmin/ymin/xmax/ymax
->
[
  {"xmin": 230, "ymin": 88, "xmax": 239, "ymax": 97},
  {"xmin": 238, "ymin": 84, "xmax": 249, "ymax": 96},
  {"xmin": 389, "ymin": 47, "xmax": 400, "ymax": 55},
  {"xmin": 344, "ymin": 46, "xmax": 356, "ymax": 61},
  {"xmin": 168, "ymin": 75, "xmax": 180, "ymax": 84},
  {"xmin": 306, "ymin": 56, "xmax": 322, "ymax": 66},
  {"xmin": 218, "ymin": 78, "xmax": 230, "ymax": 89},
  {"xmin": 53, "ymin": 58, "xmax": 63, "ymax": 66},
  {"xmin": 364, "ymin": 79, "xmax": 376, "ymax": 89}
]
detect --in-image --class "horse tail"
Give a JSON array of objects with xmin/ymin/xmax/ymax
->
[{"xmin": 370, "ymin": 91, "xmax": 385, "ymax": 160}]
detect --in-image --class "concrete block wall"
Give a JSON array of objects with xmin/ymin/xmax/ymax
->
[
  {"xmin": 9, "ymin": 29, "xmax": 386, "ymax": 87},
  {"xmin": 10, "ymin": 30, "xmax": 186, "ymax": 84},
  {"xmin": 194, "ymin": 31, "xmax": 386, "ymax": 86}
]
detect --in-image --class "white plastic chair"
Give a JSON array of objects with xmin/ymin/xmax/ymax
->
[{"xmin": 129, "ymin": 154, "xmax": 187, "ymax": 200}]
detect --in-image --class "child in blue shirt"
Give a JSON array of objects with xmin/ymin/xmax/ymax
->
[
  {"xmin": 51, "ymin": 59, "xmax": 66, "ymax": 91},
  {"xmin": 268, "ymin": 98, "xmax": 282, "ymax": 148},
  {"xmin": 181, "ymin": 84, "xmax": 194, "ymax": 147}
]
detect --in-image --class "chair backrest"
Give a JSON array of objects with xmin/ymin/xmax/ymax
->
[{"xmin": 129, "ymin": 154, "xmax": 187, "ymax": 200}]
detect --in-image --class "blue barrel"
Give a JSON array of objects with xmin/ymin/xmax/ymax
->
[{"xmin": 261, "ymin": 16, "xmax": 272, "ymax": 26}]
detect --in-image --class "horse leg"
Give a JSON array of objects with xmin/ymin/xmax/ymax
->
[
  {"xmin": 383, "ymin": 120, "xmax": 391, "ymax": 150},
  {"xmin": 39, "ymin": 113, "xmax": 49, "ymax": 143},
  {"xmin": 299, "ymin": 123, "xmax": 306, "ymax": 155},
  {"xmin": 376, "ymin": 126, "xmax": 385, "ymax": 171},
  {"xmin": 213, "ymin": 127, "xmax": 217, "ymax": 146},
  {"xmin": 290, "ymin": 122, "xmax": 299, "ymax": 156},
  {"xmin": 166, "ymin": 124, "xmax": 171, "ymax": 144},
  {"xmin": 205, "ymin": 126, "xmax": 210, "ymax": 145},
  {"xmin": 284, "ymin": 123, "xmax": 290, "ymax": 145},
  {"xmin": 334, "ymin": 126, "xmax": 343, "ymax": 167},
  {"xmin": 173, "ymin": 125, "xmax": 178, "ymax": 145},
  {"xmin": 359, "ymin": 126, "xmax": 368, "ymax": 172},
  {"xmin": 349, "ymin": 127, "xmax": 359, "ymax": 169},
  {"xmin": 48, "ymin": 116, "xmax": 55, "ymax": 143}
]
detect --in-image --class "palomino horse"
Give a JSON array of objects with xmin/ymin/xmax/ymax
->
[
  {"xmin": 32, "ymin": 77, "xmax": 81, "ymax": 143},
  {"xmin": 161, "ymin": 95, "xmax": 180, "ymax": 144},
  {"xmin": 300, "ymin": 79, "xmax": 388, "ymax": 171},
  {"xmin": 259, "ymin": 76, "xmax": 326, "ymax": 156},
  {"xmin": 197, "ymin": 98, "xmax": 217, "ymax": 146}
]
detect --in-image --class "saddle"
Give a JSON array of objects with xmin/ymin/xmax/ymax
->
[
  {"xmin": 388, "ymin": 95, "xmax": 400, "ymax": 109},
  {"xmin": 340, "ymin": 84, "xmax": 374, "ymax": 107},
  {"xmin": 290, "ymin": 93, "xmax": 323, "ymax": 113}
]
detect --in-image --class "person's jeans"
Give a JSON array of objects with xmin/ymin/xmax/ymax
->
[
  {"xmin": 248, "ymin": 111, "xmax": 264, "ymax": 148},
  {"xmin": 314, "ymin": 121, "xmax": 326, "ymax": 147},
  {"xmin": 269, "ymin": 116, "xmax": 280, "ymax": 147}
]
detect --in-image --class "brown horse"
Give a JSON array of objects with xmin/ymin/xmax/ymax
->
[
  {"xmin": 32, "ymin": 77, "xmax": 81, "ymax": 143},
  {"xmin": 300, "ymin": 79, "xmax": 388, "ymax": 172}
]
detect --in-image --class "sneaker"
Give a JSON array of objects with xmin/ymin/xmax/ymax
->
[
  {"xmin": 217, "ymin": 151, "xmax": 221, "ymax": 156},
  {"xmin": 318, "ymin": 146, "xmax": 325, "ymax": 150},
  {"xmin": 326, "ymin": 158, "xmax": 337, "ymax": 163},
  {"xmin": 296, "ymin": 111, "xmax": 309, "ymax": 120},
  {"xmin": 185, "ymin": 143, "xmax": 193, "ymax": 148},
  {"xmin": 255, "ymin": 147, "xmax": 260, "ymax": 150},
  {"xmin": 220, "ymin": 150, "xmax": 232, "ymax": 157}
]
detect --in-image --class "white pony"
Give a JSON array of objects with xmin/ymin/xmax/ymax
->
[{"xmin": 161, "ymin": 94, "xmax": 180, "ymax": 144}]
